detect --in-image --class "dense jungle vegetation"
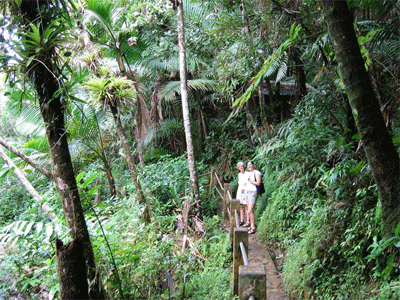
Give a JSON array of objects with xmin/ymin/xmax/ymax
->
[{"xmin": 0, "ymin": 0, "xmax": 399, "ymax": 299}]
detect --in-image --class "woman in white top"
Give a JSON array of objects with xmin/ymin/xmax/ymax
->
[
  {"xmin": 245, "ymin": 160, "xmax": 261, "ymax": 234},
  {"xmin": 236, "ymin": 161, "xmax": 248, "ymax": 225}
]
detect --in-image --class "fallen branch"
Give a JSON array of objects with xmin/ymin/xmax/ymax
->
[
  {"xmin": 0, "ymin": 146, "xmax": 57, "ymax": 221},
  {"xmin": 0, "ymin": 137, "xmax": 55, "ymax": 181}
]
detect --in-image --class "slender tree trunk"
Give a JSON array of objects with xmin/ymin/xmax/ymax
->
[
  {"xmin": 241, "ymin": 0, "xmax": 251, "ymax": 35},
  {"xmin": 291, "ymin": 49, "xmax": 307, "ymax": 108},
  {"xmin": 322, "ymin": 0, "xmax": 400, "ymax": 238},
  {"xmin": 0, "ymin": 146, "xmax": 56, "ymax": 221},
  {"xmin": 109, "ymin": 104, "xmax": 150, "ymax": 222},
  {"xmin": 176, "ymin": 0, "xmax": 201, "ymax": 217},
  {"xmin": 101, "ymin": 156, "xmax": 116, "ymax": 196},
  {"xmin": 257, "ymin": 85, "xmax": 268, "ymax": 131},
  {"xmin": 194, "ymin": 92, "xmax": 205, "ymax": 155},
  {"xmin": 135, "ymin": 127, "xmax": 146, "ymax": 170}
]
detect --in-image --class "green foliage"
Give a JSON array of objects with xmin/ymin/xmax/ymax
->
[
  {"xmin": 85, "ymin": 196, "xmax": 232, "ymax": 299},
  {"xmin": 160, "ymin": 79, "xmax": 218, "ymax": 102},
  {"xmin": 85, "ymin": 74, "xmax": 136, "ymax": 109},
  {"xmin": 0, "ymin": 219, "xmax": 66, "ymax": 299},
  {"xmin": 255, "ymin": 87, "xmax": 393, "ymax": 298},
  {"xmin": 183, "ymin": 267, "xmax": 235, "ymax": 299},
  {"xmin": 367, "ymin": 221, "xmax": 400, "ymax": 280},
  {"xmin": 202, "ymin": 110, "xmax": 252, "ymax": 177},
  {"xmin": 232, "ymin": 24, "xmax": 302, "ymax": 109},
  {"xmin": 0, "ymin": 179, "xmax": 32, "ymax": 226},
  {"xmin": 140, "ymin": 154, "xmax": 213, "ymax": 216},
  {"xmin": 76, "ymin": 171, "xmax": 101, "ymax": 208},
  {"xmin": 1, "ymin": 0, "xmax": 399, "ymax": 298}
]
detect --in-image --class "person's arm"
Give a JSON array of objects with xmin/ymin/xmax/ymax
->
[
  {"xmin": 255, "ymin": 171, "xmax": 262, "ymax": 186},
  {"xmin": 249, "ymin": 172, "xmax": 261, "ymax": 186}
]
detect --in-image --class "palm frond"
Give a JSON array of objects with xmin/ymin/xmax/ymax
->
[
  {"xmin": 361, "ymin": 18, "xmax": 400, "ymax": 70},
  {"xmin": 276, "ymin": 52, "xmax": 289, "ymax": 83},
  {"xmin": 84, "ymin": 0, "xmax": 116, "ymax": 35},
  {"xmin": 184, "ymin": 0, "xmax": 216, "ymax": 31},
  {"xmin": 6, "ymin": 90, "xmax": 45, "ymax": 137},
  {"xmin": 159, "ymin": 118, "xmax": 184, "ymax": 138},
  {"xmin": 160, "ymin": 79, "xmax": 217, "ymax": 102}
]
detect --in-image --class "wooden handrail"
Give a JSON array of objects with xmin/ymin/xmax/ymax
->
[
  {"xmin": 215, "ymin": 186, "xmax": 224, "ymax": 199},
  {"xmin": 215, "ymin": 171, "xmax": 225, "ymax": 191}
]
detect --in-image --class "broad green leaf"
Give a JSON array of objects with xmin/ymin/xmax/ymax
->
[
  {"xmin": 76, "ymin": 171, "xmax": 86, "ymax": 183},
  {"xmin": 395, "ymin": 221, "xmax": 400, "ymax": 236},
  {"xmin": 81, "ymin": 172, "xmax": 99, "ymax": 189}
]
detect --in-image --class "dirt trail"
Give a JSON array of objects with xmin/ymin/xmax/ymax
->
[{"xmin": 248, "ymin": 233, "xmax": 287, "ymax": 300}]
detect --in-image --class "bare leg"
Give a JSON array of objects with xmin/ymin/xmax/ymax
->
[
  {"xmin": 247, "ymin": 202, "xmax": 256, "ymax": 230},
  {"xmin": 246, "ymin": 202, "xmax": 251, "ymax": 225}
]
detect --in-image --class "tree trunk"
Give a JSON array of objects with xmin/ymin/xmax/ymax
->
[
  {"xmin": 35, "ymin": 62, "xmax": 104, "ymax": 298},
  {"xmin": 135, "ymin": 127, "xmax": 146, "ymax": 170},
  {"xmin": 176, "ymin": 0, "xmax": 202, "ymax": 218},
  {"xmin": 109, "ymin": 104, "xmax": 150, "ymax": 222},
  {"xmin": 241, "ymin": 0, "xmax": 251, "ymax": 35},
  {"xmin": 56, "ymin": 239, "xmax": 88, "ymax": 299},
  {"xmin": 9, "ymin": 2, "xmax": 104, "ymax": 297},
  {"xmin": 322, "ymin": 0, "xmax": 400, "ymax": 238},
  {"xmin": 292, "ymin": 49, "xmax": 307, "ymax": 108},
  {"xmin": 102, "ymin": 157, "xmax": 117, "ymax": 196}
]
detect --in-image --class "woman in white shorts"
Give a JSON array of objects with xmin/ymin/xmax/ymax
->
[{"xmin": 236, "ymin": 161, "xmax": 248, "ymax": 225}]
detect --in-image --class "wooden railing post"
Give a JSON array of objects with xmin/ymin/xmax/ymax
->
[
  {"xmin": 224, "ymin": 183, "xmax": 232, "ymax": 223},
  {"xmin": 209, "ymin": 166, "xmax": 215, "ymax": 199},
  {"xmin": 233, "ymin": 227, "xmax": 248, "ymax": 296},
  {"xmin": 230, "ymin": 199, "xmax": 240, "ymax": 242}
]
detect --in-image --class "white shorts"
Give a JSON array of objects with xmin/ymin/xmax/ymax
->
[
  {"xmin": 246, "ymin": 191, "xmax": 257, "ymax": 204},
  {"xmin": 238, "ymin": 189, "xmax": 247, "ymax": 205}
]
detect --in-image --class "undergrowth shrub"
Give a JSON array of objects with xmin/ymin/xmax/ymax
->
[
  {"xmin": 254, "ymin": 88, "xmax": 397, "ymax": 298},
  {"xmin": 182, "ymin": 216, "xmax": 233, "ymax": 299},
  {"xmin": 90, "ymin": 196, "xmax": 232, "ymax": 299},
  {"xmin": 0, "ymin": 177, "xmax": 34, "ymax": 226},
  {"xmin": 0, "ymin": 219, "xmax": 66, "ymax": 299},
  {"xmin": 140, "ymin": 154, "xmax": 215, "ymax": 217}
]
